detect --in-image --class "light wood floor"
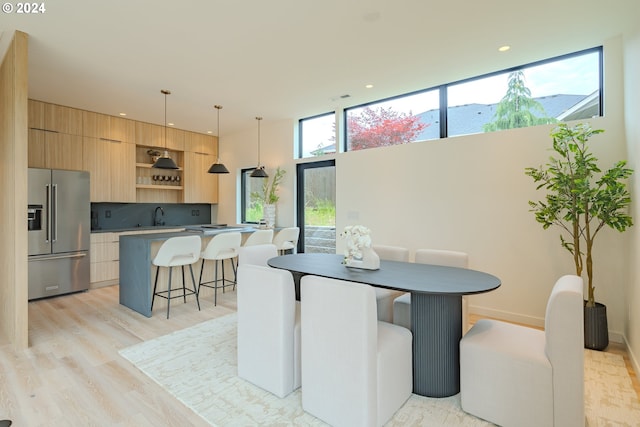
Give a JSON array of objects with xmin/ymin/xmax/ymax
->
[
  {"xmin": 0, "ymin": 285, "xmax": 237, "ymax": 426},
  {"xmin": 0, "ymin": 287, "xmax": 638, "ymax": 426}
]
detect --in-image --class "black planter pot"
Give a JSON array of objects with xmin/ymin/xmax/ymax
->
[{"xmin": 584, "ymin": 301, "xmax": 609, "ymax": 350}]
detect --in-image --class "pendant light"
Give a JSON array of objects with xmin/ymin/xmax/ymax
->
[
  {"xmin": 250, "ymin": 116, "xmax": 268, "ymax": 178},
  {"xmin": 207, "ymin": 105, "xmax": 230, "ymax": 174},
  {"xmin": 152, "ymin": 89, "xmax": 179, "ymax": 169}
]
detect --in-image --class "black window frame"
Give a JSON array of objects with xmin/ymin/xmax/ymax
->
[
  {"xmin": 298, "ymin": 111, "xmax": 336, "ymax": 159},
  {"xmin": 340, "ymin": 46, "xmax": 603, "ymax": 151}
]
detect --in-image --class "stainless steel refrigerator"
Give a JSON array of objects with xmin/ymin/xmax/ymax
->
[{"xmin": 28, "ymin": 168, "xmax": 90, "ymax": 300}]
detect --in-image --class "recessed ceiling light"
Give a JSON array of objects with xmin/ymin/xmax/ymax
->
[
  {"xmin": 119, "ymin": 112, "xmax": 127, "ymax": 116},
  {"xmin": 207, "ymin": 130, "xmax": 213, "ymax": 134},
  {"xmin": 168, "ymin": 122, "xmax": 175, "ymax": 126},
  {"xmin": 365, "ymin": 84, "xmax": 373, "ymax": 89},
  {"xmin": 498, "ymin": 45, "xmax": 511, "ymax": 52}
]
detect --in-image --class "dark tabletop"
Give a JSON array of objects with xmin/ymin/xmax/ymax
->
[{"xmin": 268, "ymin": 253, "xmax": 501, "ymax": 295}]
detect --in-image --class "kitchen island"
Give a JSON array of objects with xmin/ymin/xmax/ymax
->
[{"xmin": 119, "ymin": 226, "xmax": 255, "ymax": 317}]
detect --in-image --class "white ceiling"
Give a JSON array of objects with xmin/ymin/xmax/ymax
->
[{"xmin": 4, "ymin": 0, "xmax": 639, "ymax": 138}]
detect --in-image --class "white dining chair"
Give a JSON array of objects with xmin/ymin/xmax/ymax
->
[
  {"xmin": 371, "ymin": 244, "xmax": 409, "ymax": 323},
  {"xmin": 393, "ymin": 248, "xmax": 469, "ymax": 331},
  {"xmin": 243, "ymin": 229, "xmax": 274, "ymax": 246},
  {"xmin": 237, "ymin": 264, "xmax": 301, "ymax": 398},
  {"xmin": 460, "ymin": 275, "xmax": 584, "ymax": 427},
  {"xmin": 300, "ymin": 275, "xmax": 412, "ymax": 426},
  {"xmin": 238, "ymin": 243, "xmax": 278, "ymax": 267}
]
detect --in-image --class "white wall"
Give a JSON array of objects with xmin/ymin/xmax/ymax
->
[
  {"xmin": 216, "ymin": 118, "xmax": 297, "ymax": 228},
  {"xmin": 219, "ymin": 36, "xmax": 631, "ymax": 340},
  {"xmin": 623, "ymin": 28, "xmax": 640, "ymax": 374}
]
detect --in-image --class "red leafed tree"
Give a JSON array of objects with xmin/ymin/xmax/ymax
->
[{"xmin": 347, "ymin": 106, "xmax": 428, "ymax": 151}]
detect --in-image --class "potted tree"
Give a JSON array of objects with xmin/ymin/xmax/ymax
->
[
  {"xmin": 525, "ymin": 123, "xmax": 633, "ymax": 350},
  {"xmin": 251, "ymin": 167, "xmax": 286, "ymax": 228}
]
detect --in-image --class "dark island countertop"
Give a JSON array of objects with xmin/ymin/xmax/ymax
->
[{"xmin": 118, "ymin": 226, "xmax": 261, "ymax": 316}]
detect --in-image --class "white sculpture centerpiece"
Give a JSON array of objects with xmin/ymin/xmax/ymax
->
[{"xmin": 340, "ymin": 225, "xmax": 380, "ymax": 270}]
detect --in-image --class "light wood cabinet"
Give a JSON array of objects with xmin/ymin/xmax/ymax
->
[
  {"xmin": 90, "ymin": 232, "xmax": 120, "ymax": 286},
  {"xmin": 83, "ymin": 137, "xmax": 136, "ymax": 202},
  {"xmin": 29, "ymin": 99, "xmax": 220, "ymax": 204},
  {"xmin": 185, "ymin": 131, "xmax": 216, "ymax": 155},
  {"xmin": 44, "ymin": 103, "xmax": 83, "ymax": 135},
  {"xmin": 90, "ymin": 228, "xmax": 185, "ymax": 287},
  {"xmin": 83, "ymin": 111, "xmax": 135, "ymax": 142},
  {"xmin": 28, "ymin": 99, "xmax": 84, "ymax": 170},
  {"xmin": 28, "ymin": 99, "xmax": 45, "ymax": 129},
  {"xmin": 29, "ymin": 99, "xmax": 82, "ymax": 134},
  {"xmin": 135, "ymin": 122, "xmax": 185, "ymax": 151},
  {"xmin": 183, "ymin": 151, "xmax": 218, "ymax": 203}
]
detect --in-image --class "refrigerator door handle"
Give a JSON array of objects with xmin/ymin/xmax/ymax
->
[
  {"xmin": 45, "ymin": 183, "xmax": 51, "ymax": 243},
  {"xmin": 28, "ymin": 252, "xmax": 87, "ymax": 262},
  {"xmin": 52, "ymin": 183, "xmax": 58, "ymax": 242}
]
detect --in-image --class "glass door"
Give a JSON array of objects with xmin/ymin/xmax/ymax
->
[{"xmin": 296, "ymin": 160, "xmax": 336, "ymax": 253}]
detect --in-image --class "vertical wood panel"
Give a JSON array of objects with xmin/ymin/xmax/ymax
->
[{"xmin": 0, "ymin": 30, "xmax": 29, "ymax": 349}]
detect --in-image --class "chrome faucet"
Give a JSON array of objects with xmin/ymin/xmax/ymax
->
[{"xmin": 153, "ymin": 206, "xmax": 165, "ymax": 226}]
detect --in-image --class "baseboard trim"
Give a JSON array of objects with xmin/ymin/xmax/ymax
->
[{"xmin": 623, "ymin": 335, "xmax": 640, "ymax": 381}]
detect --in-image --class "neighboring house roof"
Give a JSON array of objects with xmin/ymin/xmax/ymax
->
[
  {"xmin": 415, "ymin": 94, "xmax": 590, "ymax": 140},
  {"xmin": 310, "ymin": 93, "xmax": 594, "ymax": 154}
]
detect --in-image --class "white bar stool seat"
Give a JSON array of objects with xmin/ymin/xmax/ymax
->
[
  {"xmin": 151, "ymin": 235, "xmax": 202, "ymax": 319},
  {"xmin": 198, "ymin": 231, "xmax": 241, "ymax": 306},
  {"xmin": 243, "ymin": 228, "xmax": 274, "ymax": 246},
  {"xmin": 272, "ymin": 227, "xmax": 300, "ymax": 255}
]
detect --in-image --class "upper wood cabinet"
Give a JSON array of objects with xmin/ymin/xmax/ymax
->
[
  {"xmin": 135, "ymin": 122, "xmax": 185, "ymax": 151},
  {"xmin": 28, "ymin": 100, "xmax": 84, "ymax": 170},
  {"xmin": 185, "ymin": 131, "xmax": 217, "ymax": 155},
  {"xmin": 83, "ymin": 111, "xmax": 135, "ymax": 142},
  {"xmin": 83, "ymin": 137, "xmax": 136, "ymax": 202},
  {"xmin": 183, "ymin": 151, "xmax": 218, "ymax": 203},
  {"xmin": 28, "ymin": 100, "xmax": 83, "ymax": 135},
  {"xmin": 28, "ymin": 99, "xmax": 45, "ymax": 129}
]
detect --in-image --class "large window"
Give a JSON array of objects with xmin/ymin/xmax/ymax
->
[
  {"xmin": 447, "ymin": 50, "xmax": 601, "ymax": 137},
  {"xmin": 333, "ymin": 47, "xmax": 602, "ymax": 151},
  {"xmin": 345, "ymin": 89, "xmax": 440, "ymax": 151},
  {"xmin": 240, "ymin": 168, "xmax": 268, "ymax": 224},
  {"xmin": 299, "ymin": 113, "xmax": 336, "ymax": 159}
]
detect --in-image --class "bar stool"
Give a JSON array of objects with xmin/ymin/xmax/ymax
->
[
  {"xmin": 272, "ymin": 227, "xmax": 300, "ymax": 255},
  {"xmin": 243, "ymin": 229, "xmax": 274, "ymax": 246},
  {"xmin": 151, "ymin": 235, "xmax": 202, "ymax": 319},
  {"xmin": 198, "ymin": 231, "xmax": 241, "ymax": 306}
]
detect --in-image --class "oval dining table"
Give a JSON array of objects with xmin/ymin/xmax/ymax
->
[{"xmin": 267, "ymin": 252, "xmax": 501, "ymax": 398}]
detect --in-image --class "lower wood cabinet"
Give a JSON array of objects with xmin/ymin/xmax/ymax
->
[{"xmin": 90, "ymin": 229, "xmax": 184, "ymax": 287}]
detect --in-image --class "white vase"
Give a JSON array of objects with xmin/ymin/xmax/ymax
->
[
  {"xmin": 263, "ymin": 204, "xmax": 276, "ymax": 229},
  {"xmin": 345, "ymin": 246, "xmax": 380, "ymax": 270}
]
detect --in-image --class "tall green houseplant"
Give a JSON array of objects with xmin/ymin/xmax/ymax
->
[{"xmin": 526, "ymin": 123, "xmax": 633, "ymax": 308}]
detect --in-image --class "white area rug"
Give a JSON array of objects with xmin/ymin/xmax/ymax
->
[{"xmin": 120, "ymin": 314, "xmax": 640, "ymax": 426}]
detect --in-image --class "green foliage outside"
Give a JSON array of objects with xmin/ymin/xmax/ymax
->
[
  {"xmin": 251, "ymin": 167, "xmax": 286, "ymax": 205},
  {"xmin": 484, "ymin": 70, "xmax": 556, "ymax": 132},
  {"xmin": 305, "ymin": 199, "xmax": 336, "ymax": 226}
]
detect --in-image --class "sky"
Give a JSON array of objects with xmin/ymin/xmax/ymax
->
[{"xmin": 301, "ymin": 51, "xmax": 599, "ymax": 157}]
